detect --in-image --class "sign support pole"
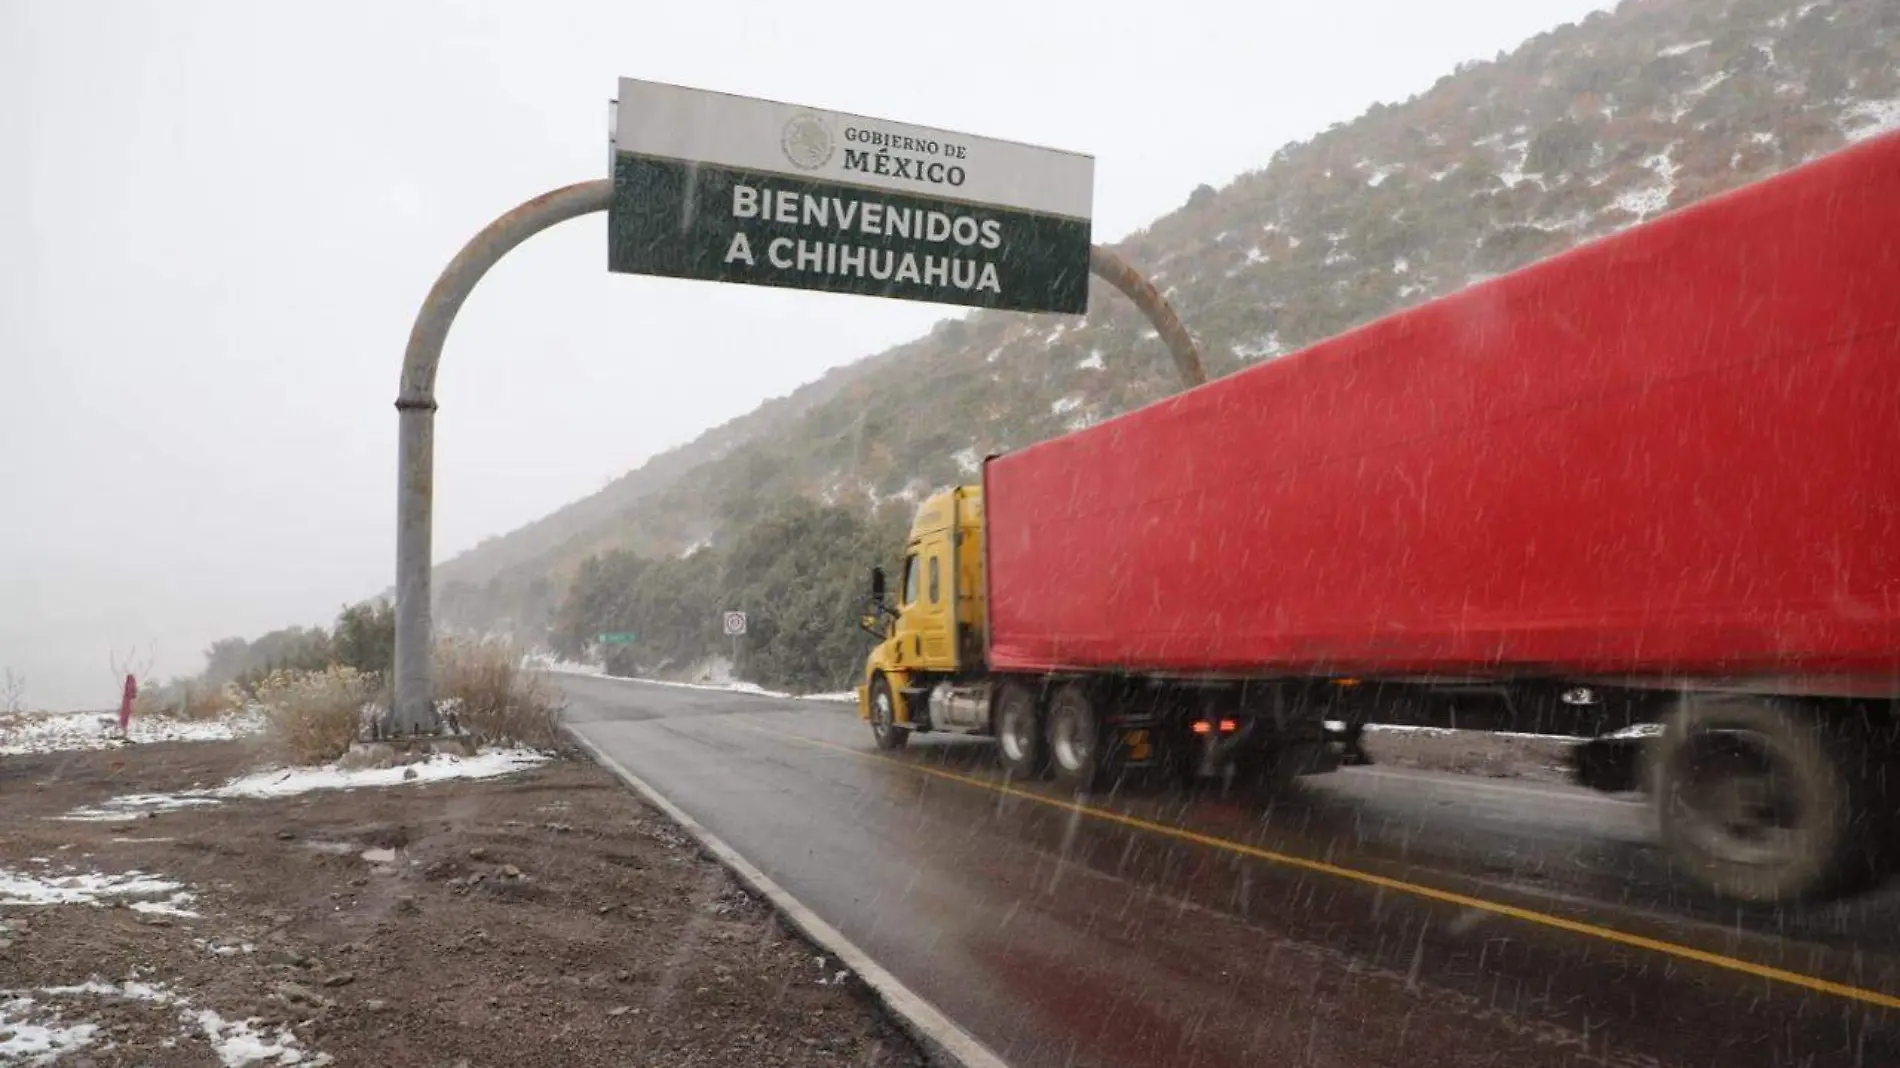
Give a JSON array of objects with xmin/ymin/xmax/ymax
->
[
  {"xmin": 389, "ymin": 182, "xmax": 1204, "ymax": 739},
  {"xmin": 390, "ymin": 181, "xmax": 614, "ymax": 737}
]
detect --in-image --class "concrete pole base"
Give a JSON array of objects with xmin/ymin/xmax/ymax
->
[{"xmin": 339, "ymin": 735, "xmax": 479, "ymax": 771}]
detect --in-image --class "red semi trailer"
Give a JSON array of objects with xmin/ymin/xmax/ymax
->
[{"xmin": 857, "ymin": 130, "xmax": 1900, "ymax": 905}]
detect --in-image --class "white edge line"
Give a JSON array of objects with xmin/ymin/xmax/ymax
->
[{"xmin": 562, "ymin": 724, "xmax": 1010, "ymax": 1068}]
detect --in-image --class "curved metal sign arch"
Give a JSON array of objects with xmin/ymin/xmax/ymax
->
[{"xmin": 387, "ymin": 178, "xmax": 1206, "ymax": 734}]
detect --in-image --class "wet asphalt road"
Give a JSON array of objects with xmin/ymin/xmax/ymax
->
[{"xmin": 559, "ymin": 674, "xmax": 1900, "ymax": 1068}]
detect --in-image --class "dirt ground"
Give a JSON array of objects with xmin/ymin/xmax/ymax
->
[{"xmin": 0, "ymin": 739, "xmax": 927, "ymax": 1068}]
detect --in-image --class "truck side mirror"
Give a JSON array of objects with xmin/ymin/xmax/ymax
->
[{"xmin": 870, "ymin": 566, "xmax": 886, "ymax": 603}]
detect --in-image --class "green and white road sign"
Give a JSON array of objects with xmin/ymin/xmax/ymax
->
[{"xmin": 608, "ymin": 77, "xmax": 1094, "ymax": 315}]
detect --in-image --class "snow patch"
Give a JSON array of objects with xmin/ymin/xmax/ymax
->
[
  {"xmin": 1495, "ymin": 137, "xmax": 1542, "ymax": 190},
  {"xmin": 1842, "ymin": 97, "xmax": 1900, "ymax": 143},
  {"xmin": 606, "ymin": 676, "xmax": 793, "ymax": 699},
  {"xmin": 1358, "ymin": 161, "xmax": 1401, "ymax": 187},
  {"xmin": 1050, "ymin": 395, "xmax": 1083, "ymax": 416},
  {"xmin": 196, "ymin": 1007, "xmax": 325, "ymax": 1067},
  {"xmin": 1, "ymin": 866, "xmax": 195, "ymax": 911},
  {"xmin": 796, "ymin": 692, "xmax": 858, "ymax": 704},
  {"xmin": 220, "ymin": 749, "xmax": 547, "ymax": 800},
  {"xmin": 1, "ymin": 978, "xmax": 328, "ymax": 1067},
  {"xmin": 1393, "ymin": 256, "xmax": 1410, "ymax": 274},
  {"xmin": 1075, "ymin": 349, "xmax": 1105, "ymax": 371},
  {"xmin": 679, "ymin": 537, "xmax": 712, "ymax": 559},
  {"xmin": 55, "ymin": 749, "xmax": 549, "ymax": 822},
  {"xmin": 1611, "ymin": 147, "xmax": 1680, "ymax": 222},
  {"xmin": 1655, "ymin": 39, "xmax": 1709, "ymax": 58},
  {"xmin": 0, "ymin": 995, "xmax": 98, "ymax": 1065},
  {"xmin": 1670, "ymin": 71, "xmax": 1730, "ymax": 121},
  {"xmin": 0, "ymin": 709, "xmax": 264, "ymax": 757},
  {"xmin": 951, "ymin": 446, "xmax": 981, "ymax": 475},
  {"xmin": 524, "ymin": 654, "xmax": 603, "ymax": 677},
  {"xmin": 1231, "ymin": 332, "xmax": 1285, "ymax": 361}
]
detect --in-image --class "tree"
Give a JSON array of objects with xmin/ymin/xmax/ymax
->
[
  {"xmin": 331, "ymin": 599, "xmax": 396, "ymax": 677},
  {"xmin": 202, "ymin": 637, "xmax": 252, "ymax": 688}
]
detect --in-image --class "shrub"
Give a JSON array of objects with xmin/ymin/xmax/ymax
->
[
  {"xmin": 433, "ymin": 637, "xmax": 564, "ymax": 749},
  {"xmin": 252, "ymin": 666, "xmax": 373, "ymax": 764}
]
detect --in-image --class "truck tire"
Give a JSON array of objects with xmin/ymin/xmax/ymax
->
[
  {"xmin": 993, "ymin": 681, "xmax": 1047, "ymax": 779},
  {"xmin": 1652, "ymin": 694, "xmax": 1882, "ymax": 904},
  {"xmin": 1047, "ymin": 684, "xmax": 1109, "ymax": 794},
  {"xmin": 868, "ymin": 677, "xmax": 908, "ymax": 751}
]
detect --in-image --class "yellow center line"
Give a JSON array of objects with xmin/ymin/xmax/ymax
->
[{"xmin": 741, "ymin": 720, "xmax": 1900, "ymax": 1011}]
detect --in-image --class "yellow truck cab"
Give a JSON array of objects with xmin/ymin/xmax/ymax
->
[{"xmin": 856, "ymin": 485, "xmax": 987, "ymax": 748}]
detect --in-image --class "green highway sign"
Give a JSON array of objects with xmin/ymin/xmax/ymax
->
[
  {"xmin": 596, "ymin": 632, "xmax": 638, "ymax": 645},
  {"xmin": 608, "ymin": 77, "xmax": 1094, "ymax": 315}
]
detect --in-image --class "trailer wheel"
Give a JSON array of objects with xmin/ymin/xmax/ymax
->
[
  {"xmin": 1653, "ymin": 695, "xmax": 1881, "ymax": 904},
  {"xmin": 1047, "ymin": 684, "xmax": 1109, "ymax": 794},
  {"xmin": 868, "ymin": 677, "xmax": 908, "ymax": 751},
  {"xmin": 993, "ymin": 681, "xmax": 1046, "ymax": 779}
]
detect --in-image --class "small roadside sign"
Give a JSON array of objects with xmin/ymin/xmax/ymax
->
[
  {"xmin": 722, "ymin": 611, "xmax": 748, "ymax": 637},
  {"xmin": 608, "ymin": 77, "xmax": 1094, "ymax": 314},
  {"xmin": 596, "ymin": 632, "xmax": 638, "ymax": 646}
]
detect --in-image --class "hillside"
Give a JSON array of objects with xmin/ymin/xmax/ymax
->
[{"xmin": 435, "ymin": 0, "xmax": 1900, "ymax": 643}]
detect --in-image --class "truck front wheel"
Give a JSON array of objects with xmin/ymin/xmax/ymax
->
[
  {"xmin": 1653, "ymin": 695, "xmax": 1882, "ymax": 904},
  {"xmin": 1047, "ymin": 684, "xmax": 1109, "ymax": 794},
  {"xmin": 869, "ymin": 677, "xmax": 908, "ymax": 751}
]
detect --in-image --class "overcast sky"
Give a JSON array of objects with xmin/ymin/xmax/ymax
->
[{"xmin": 0, "ymin": 0, "xmax": 1613, "ymax": 708}]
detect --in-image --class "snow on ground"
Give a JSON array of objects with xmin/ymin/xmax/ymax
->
[
  {"xmin": 1231, "ymin": 332, "xmax": 1285, "ymax": 362},
  {"xmin": 1842, "ymin": 97, "xmax": 1900, "ymax": 143},
  {"xmin": 584, "ymin": 673, "xmax": 859, "ymax": 704},
  {"xmin": 0, "ymin": 710, "xmax": 265, "ymax": 757},
  {"xmin": 1611, "ymin": 148, "xmax": 1680, "ymax": 222},
  {"xmin": 1655, "ymin": 39, "xmax": 1710, "ymax": 58},
  {"xmin": 522, "ymin": 654, "xmax": 603, "ymax": 676},
  {"xmin": 951, "ymin": 446, "xmax": 981, "ymax": 475},
  {"xmin": 0, "ymin": 974, "xmax": 327, "ymax": 1067},
  {"xmin": 1075, "ymin": 349, "xmax": 1105, "ymax": 371},
  {"xmin": 607, "ymin": 676, "xmax": 795, "ymax": 699},
  {"xmin": 1, "ymin": 864, "xmax": 197, "ymax": 914},
  {"xmin": 56, "ymin": 748, "xmax": 549, "ymax": 823},
  {"xmin": 1361, "ymin": 162, "xmax": 1401, "ymax": 187},
  {"xmin": 0, "ymin": 993, "xmax": 97, "ymax": 1066}
]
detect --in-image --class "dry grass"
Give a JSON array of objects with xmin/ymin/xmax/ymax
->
[
  {"xmin": 243, "ymin": 640, "xmax": 562, "ymax": 765},
  {"xmin": 434, "ymin": 637, "xmax": 564, "ymax": 749},
  {"xmin": 133, "ymin": 682, "xmax": 244, "ymax": 722},
  {"xmin": 252, "ymin": 666, "xmax": 373, "ymax": 765}
]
